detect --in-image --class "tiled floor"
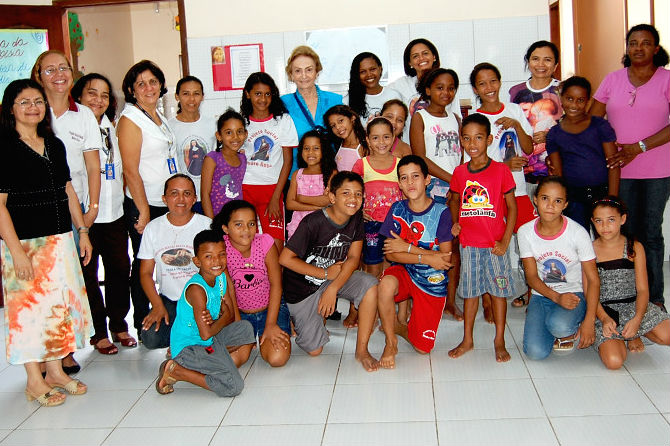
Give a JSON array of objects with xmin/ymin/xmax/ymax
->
[{"xmin": 0, "ymin": 292, "xmax": 669, "ymax": 445}]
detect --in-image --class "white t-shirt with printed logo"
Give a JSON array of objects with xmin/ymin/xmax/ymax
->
[
  {"xmin": 518, "ymin": 216, "xmax": 596, "ymax": 295},
  {"xmin": 242, "ymin": 114, "xmax": 298, "ymax": 186},
  {"xmin": 467, "ymin": 103, "xmax": 534, "ymax": 196},
  {"xmin": 137, "ymin": 213, "xmax": 212, "ymax": 301},
  {"xmin": 50, "ymin": 103, "xmax": 102, "ymax": 208},
  {"xmin": 168, "ymin": 115, "xmax": 217, "ymax": 200}
]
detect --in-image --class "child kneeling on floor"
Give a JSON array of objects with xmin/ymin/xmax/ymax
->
[{"xmin": 155, "ymin": 230, "xmax": 255, "ymax": 396}]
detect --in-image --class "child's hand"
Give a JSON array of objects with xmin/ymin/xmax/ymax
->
[
  {"xmin": 383, "ymin": 231, "xmax": 409, "ymax": 254},
  {"xmin": 506, "ymin": 156, "xmax": 528, "ymax": 172},
  {"xmin": 260, "ymin": 323, "xmax": 290, "ymax": 351},
  {"xmin": 425, "ymin": 253, "xmax": 453, "ymax": 270},
  {"xmin": 556, "ymin": 292, "xmax": 581, "ymax": 310},
  {"xmin": 362, "ymin": 211, "xmax": 373, "ymax": 222},
  {"xmin": 545, "ymin": 157, "xmax": 557, "ymax": 175},
  {"xmin": 266, "ymin": 196, "xmax": 281, "ymax": 219},
  {"xmin": 495, "ymin": 117, "xmax": 519, "ymax": 130},
  {"xmin": 532, "ymin": 130, "xmax": 548, "ymax": 144},
  {"xmin": 601, "ymin": 316, "xmax": 619, "ymax": 338},
  {"xmin": 578, "ymin": 320, "xmax": 595, "ymax": 349},
  {"xmin": 491, "ymin": 240, "xmax": 509, "ymax": 256},
  {"xmin": 451, "ymin": 222, "xmax": 461, "ymax": 237},
  {"xmin": 317, "ymin": 285, "xmax": 338, "ymax": 318},
  {"xmin": 201, "ymin": 309, "xmax": 214, "ymax": 325},
  {"xmin": 325, "ymin": 262, "xmax": 343, "ymax": 282},
  {"xmin": 621, "ymin": 317, "xmax": 641, "ymax": 339}
]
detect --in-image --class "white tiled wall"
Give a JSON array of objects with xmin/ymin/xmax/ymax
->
[{"xmin": 187, "ymin": 14, "xmax": 549, "ymax": 120}]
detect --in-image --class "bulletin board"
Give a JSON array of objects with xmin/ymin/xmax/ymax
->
[
  {"xmin": 211, "ymin": 43, "xmax": 265, "ymax": 91},
  {"xmin": 0, "ymin": 29, "xmax": 49, "ymax": 103}
]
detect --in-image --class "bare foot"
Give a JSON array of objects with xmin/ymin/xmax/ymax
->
[
  {"xmin": 627, "ymin": 337, "xmax": 645, "ymax": 353},
  {"xmin": 355, "ymin": 350, "xmax": 379, "ymax": 372},
  {"xmin": 444, "ymin": 302, "xmax": 464, "ymax": 321},
  {"xmin": 343, "ymin": 309, "xmax": 359, "ymax": 328},
  {"xmin": 380, "ymin": 339, "xmax": 398, "ymax": 369},
  {"xmin": 448, "ymin": 340, "xmax": 473, "ymax": 358},
  {"xmin": 494, "ymin": 338, "xmax": 511, "ymax": 362}
]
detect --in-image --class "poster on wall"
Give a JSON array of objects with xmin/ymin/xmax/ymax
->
[
  {"xmin": 212, "ymin": 43, "xmax": 264, "ymax": 91},
  {"xmin": 0, "ymin": 29, "xmax": 49, "ymax": 103}
]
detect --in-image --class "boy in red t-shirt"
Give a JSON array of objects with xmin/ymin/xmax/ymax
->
[{"xmin": 448, "ymin": 113, "xmax": 518, "ymax": 362}]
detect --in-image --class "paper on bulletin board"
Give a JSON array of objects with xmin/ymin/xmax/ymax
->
[
  {"xmin": 0, "ymin": 29, "xmax": 49, "ymax": 103},
  {"xmin": 211, "ymin": 43, "xmax": 264, "ymax": 91}
]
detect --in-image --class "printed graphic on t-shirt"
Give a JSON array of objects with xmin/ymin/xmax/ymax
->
[
  {"xmin": 304, "ymin": 233, "xmax": 350, "ymax": 285},
  {"xmin": 393, "ymin": 215, "xmax": 435, "ymax": 248},
  {"xmin": 541, "ymin": 259, "xmax": 568, "ymax": 283},
  {"xmin": 218, "ymin": 173, "xmax": 240, "ymax": 199},
  {"xmin": 158, "ymin": 246, "xmax": 198, "ymax": 284},
  {"xmin": 160, "ymin": 248, "xmax": 193, "ymax": 266},
  {"xmin": 250, "ymin": 135, "xmax": 274, "ymax": 162},
  {"xmin": 429, "ymin": 124, "xmax": 460, "ymax": 159},
  {"xmin": 462, "ymin": 180, "xmax": 494, "ymax": 209},
  {"xmin": 499, "ymin": 131, "xmax": 519, "ymax": 163},
  {"xmin": 182, "ymin": 137, "xmax": 208, "ymax": 176},
  {"xmin": 231, "ymin": 267, "xmax": 265, "ymax": 293}
]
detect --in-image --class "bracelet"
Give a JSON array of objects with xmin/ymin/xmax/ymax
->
[
  {"xmin": 323, "ymin": 268, "xmax": 328, "ymax": 281},
  {"xmin": 418, "ymin": 254, "xmax": 422, "ymax": 264},
  {"xmin": 639, "ymin": 140, "xmax": 647, "ymax": 152},
  {"xmin": 407, "ymin": 244, "xmax": 412, "ymax": 253},
  {"xmin": 77, "ymin": 226, "xmax": 88, "ymax": 233}
]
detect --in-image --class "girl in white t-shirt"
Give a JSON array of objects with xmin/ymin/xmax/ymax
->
[
  {"xmin": 325, "ymin": 105, "xmax": 369, "ymax": 171},
  {"xmin": 517, "ymin": 176, "xmax": 600, "ymax": 360},
  {"xmin": 240, "ymin": 72, "xmax": 298, "ymax": 252},
  {"xmin": 346, "ymin": 52, "xmax": 402, "ymax": 126},
  {"xmin": 168, "ymin": 76, "xmax": 217, "ymax": 209}
]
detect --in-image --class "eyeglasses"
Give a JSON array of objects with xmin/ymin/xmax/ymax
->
[
  {"xmin": 628, "ymin": 89, "xmax": 637, "ymax": 107},
  {"xmin": 42, "ymin": 65, "xmax": 72, "ymax": 76},
  {"xmin": 14, "ymin": 99, "xmax": 47, "ymax": 108}
]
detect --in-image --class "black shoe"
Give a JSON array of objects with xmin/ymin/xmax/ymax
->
[{"xmin": 327, "ymin": 310, "xmax": 342, "ymax": 321}]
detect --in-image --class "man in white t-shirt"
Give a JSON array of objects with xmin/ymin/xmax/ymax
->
[{"xmin": 138, "ymin": 174, "xmax": 212, "ymax": 349}]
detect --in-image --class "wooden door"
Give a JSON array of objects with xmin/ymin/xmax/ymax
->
[{"xmin": 573, "ymin": 0, "xmax": 626, "ymax": 90}]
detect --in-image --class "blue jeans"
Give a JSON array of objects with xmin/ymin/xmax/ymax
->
[
  {"xmin": 619, "ymin": 178, "xmax": 670, "ymax": 305},
  {"xmin": 523, "ymin": 293, "xmax": 586, "ymax": 360},
  {"xmin": 239, "ymin": 301, "xmax": 291, "ymax": 339},
  {"xmin": 140, "ymin": 294, "xmax": 177, "ymax": 349}
]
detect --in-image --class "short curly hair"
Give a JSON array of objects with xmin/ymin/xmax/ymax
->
[{"xmin": 285, "ymin": 46, "xmax": 323, "ymax": 79}]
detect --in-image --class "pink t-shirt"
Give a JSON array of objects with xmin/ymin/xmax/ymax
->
[
  {"xmin": 593, "ymin": 67, "xmax": 670, "ymax": 179},
  {"xmin": 224, "ymin": 233, "xmax": 274, "ymax": 311},
  {"xmin": 286, "ymin": 169, "xmax": 324, "ymax": 239}
]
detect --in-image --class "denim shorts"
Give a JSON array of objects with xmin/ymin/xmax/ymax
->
[
  {"xmin": 239, "ymin": 300, "xmax": 291, "ymax": 339},
  {"xmin": 363, "ymin": 220, "xmax": 384, "ymax": 265}
]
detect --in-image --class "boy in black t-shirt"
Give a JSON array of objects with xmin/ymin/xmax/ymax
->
[{"xmin": 279, "ymin": 171, "xmax": 380, "ymax": 372}]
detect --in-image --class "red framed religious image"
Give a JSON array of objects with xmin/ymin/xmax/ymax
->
[{"xmin": 212, "ymin": 43, "xmax": 265, "ymax": 91}]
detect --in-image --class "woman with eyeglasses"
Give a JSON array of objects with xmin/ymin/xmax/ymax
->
[
  {"xmin": 590, "ymin": 24, "xmax": 670, "ymax": 312},
  {"xmin": 117, "ymin": 60, "xmax": 177, "ymax": 342},
  {"xmin": 0, "ymin": 79, "xmax": 93, "ymax": 406},
  {"xmin": 31, "ymin": 50, "xmax": 102, "ymax": 374},
  {"xmin": 71, "ymin": 73, "xmax": 136, "ymax": 355}
]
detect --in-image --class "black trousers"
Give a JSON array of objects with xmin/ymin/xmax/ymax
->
[{"xmin": 81, "ymin": 216, "xmax": 131, "ymax": 342}]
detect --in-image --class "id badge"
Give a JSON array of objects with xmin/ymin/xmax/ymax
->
[
  {"xmin": 167, "ymin": 157, "xmax": 177, "ymax": 174},
  {"xmin": 105, "ymin": 163, "xmax": 115, "ymax": 180}
]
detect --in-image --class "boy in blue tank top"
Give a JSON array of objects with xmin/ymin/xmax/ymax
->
[{"xmin": 155, "ymin": 230, "xmax": 255, "ymax": 397}]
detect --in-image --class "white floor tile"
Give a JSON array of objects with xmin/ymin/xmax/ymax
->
[
  {"xmin": 222, "ymin": 385, "xmax": 332, "ymax": 425},
  {"xmin": 433, "ymin": 379, "xmax": 544, "ymax": 420},
  {"xmin": 551, "ymin": 413, "xmax": 670, "ymax": 445},
  {"xmin": 431, "ymin": 348, "xmax": 529, "ymax": 382},
  {"xmin": 534, "ymin": 375, "xmax": 657, "ymax": 417},
  {"xmin": 103, "ymin": 427, "xmax": 216, "ymax": 446},
  {"xmin": 632, "ymin": 373, "xmax": 670, "ymax": 412},
  {"xmin": 664, "ymin": 413, "xmax": 670, "ymax": 423},
  {"xmin": 323, "ymin": 422, "xmax": 438, "ymax": 446},
  {"xmin": 119, "ymin": 388, "xmax": 231, "ymax": 428},
  {"xmin": 328, "ymin": 382, "xmax": 434, "ymax": 423},
  {"xmin": 75, "ymin": 360, "xmax": 159, "ymax": 391},
  {"xmin": 437, "ymin": 418, "xmax": 558, "ymax": 446},
  {"xmin": 0, "ymin": 393, "xmax": 38, "ymax": 429},
  {"xmin": 623, "ymin": 344, "xmax": 670, "ymax": 374},
  {"xmin": 20, "ymin": 390, "xmax": 143, "ymax": 429},
  {"xmin": 336, "ymin": 352, "xmax": 431, "ymax": 385},
  {"xmin": 522, "ymin": 346, "xmax": 628, "ymax": 378},
  {"xmin": 0, "ymin": 366, "xmax": 29, "ymax": 393},
  {"xmin": 2, "ymin": 428, "xmax": 111, "ymax": 446},
  {"xmin": 0, "ymin": 431, "xmax": 11, "ymax": 444},
  {"xmin": 91, "ymin": 346, "xmax": 167, "ymax": 362},
  {"xmin": 245, "ymin": 354, "xmax": 340, "ymax": 387},
  {"xmin": 211, "ymin": 424, "xmax": 324, "ymax": 446}
]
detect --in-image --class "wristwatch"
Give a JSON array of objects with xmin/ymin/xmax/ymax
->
[{"xmin": 638, "ymin": 140, "xmax": 647, "ymax": 152}]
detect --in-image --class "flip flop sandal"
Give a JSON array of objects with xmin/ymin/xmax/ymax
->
[
  {"xmin": 156, "ymin": 360, "xmax": 177, "ymax": 395},
  {"xmin": 553, "ymin": 333, "xmax": 579, "ymax": 353},
  {"xmin": 511, "ymin": 295, "xmax": 528, "ymax": 307}
]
